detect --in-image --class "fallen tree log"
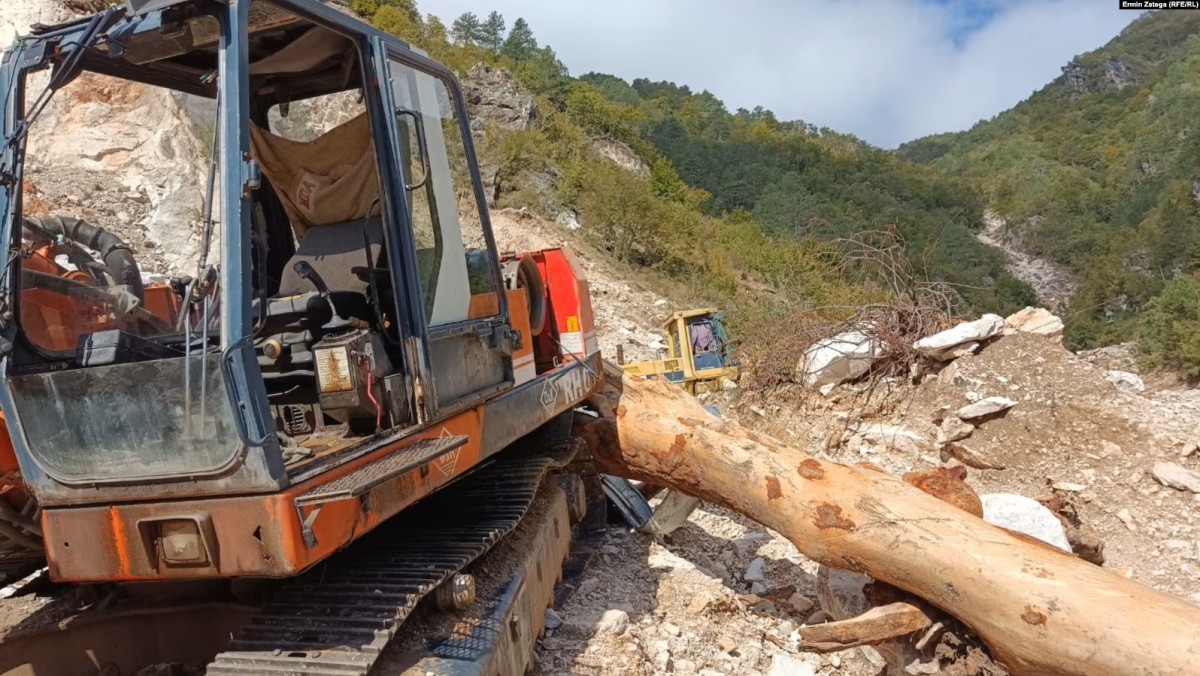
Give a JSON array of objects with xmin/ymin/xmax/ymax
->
[{"xmin": 574, "ymin": 361, "xmax": 1200, "ymax": 675}]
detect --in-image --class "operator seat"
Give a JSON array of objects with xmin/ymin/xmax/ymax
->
[{"xmin": 256, "ymin": 217, "xmax": 386, "ymax": 379}]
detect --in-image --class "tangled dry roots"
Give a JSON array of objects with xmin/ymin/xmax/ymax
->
[{"xmin": 745, "ymin": 227, "xmax": 958, "ymax": 393}]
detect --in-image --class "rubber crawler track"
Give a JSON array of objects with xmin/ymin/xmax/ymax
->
[{"xmin": 206, "ymin": 446, "xmax": 572, "ymax": 676}]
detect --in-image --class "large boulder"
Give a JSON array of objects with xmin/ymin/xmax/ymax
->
[
  {"xmin": 1004, "ymin": 307, "xmax": 1063, "ymax": 341},
  {"xmin": 913, "ymin": 315, "xmax": 1004, "ymax": 361},
  {"xmin": 795, "ymin": 330, "xmax": 882, "ymax": 388},
  {"xmin": 980, "ymin": 494, "xmax": 1071, "ymax": 552}
]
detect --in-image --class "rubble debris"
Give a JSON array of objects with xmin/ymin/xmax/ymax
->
[
  {"xmin": 687, "ymin": 594, "xmax": 711, "ymax": 614},
  {"xmin": 941, "ymin": 441, "xmax": 1006, "ymax": 470},
  {"xmin": 955, "ymin": 396, "xmax": 1016, "ymax": 421},
  {"xmin": 1117, "ymin": 508, "xmax": 1137, "ymax": 532},
  {"xmin": 768, "ymin": 652, "xmax": 817, "ymax": 676},
  {"xmin": 936, "ymin": 417, "xmax": 974, "ymax": 445},
  {"xmin": 796, "ymin": 329, "xmax": 882, "ymax": 387},
  {"xmin": 744, "ymin": 557, "xmax": 766, "ymax": 582},
  {"xmin": 787, "ymin": 592, "xmax": 815, "ymax": 615},
  {"xmin": 1106, "ymin": 370, "xmax": 1145, "ymax": 394},
  {"xmin": 854, "ymin": 423, "xmax": 930, "ymax": 455},
  {"xmin": 1052, "ymin": 482, "xmax": 1088, "ymax": 492},
  {"xmin": 1003, "ymin": 307, "xmax": 1063, "ymax": 340},
  {"xmin": 577, "ymin": 577, "xmax": 599, "ymax": 596},
  {"xmin": 544, "ymin": 607, "xmax": 563, "ymax": 630},
  {"xmin": 912, "ymin": 314, "xmax": 1003, "ymax": 361},
  {"xmin": 1151, "ymin": 462, "xmax": 1200, "ymax": 494},
  {"xmin": 596, "ymin": 608, "xmax": 630, "ymax": 635},
  {"xmin": 980, "ymin": 494, "xmax": 1072, "ymax": 552},
  {"xmin": 0, "ymin": 567, "xmax": 47, "ymax": 600}
]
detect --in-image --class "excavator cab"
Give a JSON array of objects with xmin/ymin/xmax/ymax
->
[{"xmin": 0, "ymin": 0, "xmax": 600, "ymax": 582}]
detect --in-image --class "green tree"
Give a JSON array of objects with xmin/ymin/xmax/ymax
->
[
  {"xmin": 478, "ymin": 11, "xmax": 506, "ymax": 54},
  {"xmin": 515, "ymin": 46, "xmax": 571, "ymax": 105},
  {"xmin": 450, "ymin": 12, "xmax": 481, "ymax": 45},
  {"xmin": 1139, "ymin": 275, "xmax": 1200, "ymax": 376},
  {"xmin": 650, "ymin": 157, "xmax": 689, "ymax": 204},
  {"xmin": 564, "ymin": 82, "xmax": 642, "ymax": 144},
  {"xmin": 372, "ymin": 3, "xmax": 422, "ymax": 42},
  {"xmin": 501, "ymin": 17, "xmax": 538, "ymax": 63},
  {"xmin": 578, "ymin": 73, "xmax": 642, "ymax": 107}
]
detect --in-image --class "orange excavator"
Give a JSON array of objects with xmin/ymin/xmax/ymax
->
[{"xmin": 0, "ymin": 1, "xmax": 603, "ymax": 672}]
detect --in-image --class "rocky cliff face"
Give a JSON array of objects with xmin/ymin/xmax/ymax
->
[{"xmin": 1058, "ymin": 55, "xmax": 1137, "ymax": 100}]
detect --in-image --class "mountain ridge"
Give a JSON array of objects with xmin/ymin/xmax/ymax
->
[{"xmin": 895, "ymin": 10, "xmax": 1200, "ymax": 359}]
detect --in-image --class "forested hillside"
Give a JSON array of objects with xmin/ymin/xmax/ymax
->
[
  {"xmin": 578, "ymin": 76, "xmax": 1035, "ymax": 312},
  {"xmin": 340, "ymin": 0, "xmax": 1037, "ymax": 331},
  {"xmin": 899, "ymin": 11, "xmax": 1200, "ymax": 364}
]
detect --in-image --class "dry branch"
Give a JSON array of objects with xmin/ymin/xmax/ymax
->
[
  {"xmin": 576, "ymin": 361, "xmax": 1200, "ymax": 675},
  {"xmin": 797, "ymin": 601, "xmax": 933, "ymax": 653}
]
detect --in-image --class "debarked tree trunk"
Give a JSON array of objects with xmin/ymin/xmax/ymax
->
[{"xmin": 574, "ymin": 361, "xmax": 1200, "ymax": 676}]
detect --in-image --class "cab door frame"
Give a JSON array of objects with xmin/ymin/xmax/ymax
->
[{"xmin": 367, "ymin": 34, "xmax": 515, "ymax": 423}]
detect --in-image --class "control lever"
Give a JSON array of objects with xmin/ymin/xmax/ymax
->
[{"xmin": 293, "ymin": 261, "xmax": 351, "ymax": 330}]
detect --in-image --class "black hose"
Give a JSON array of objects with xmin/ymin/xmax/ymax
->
[{"xmin": 23, "ymin": 215, "xmax": 145, "ymax": 301}]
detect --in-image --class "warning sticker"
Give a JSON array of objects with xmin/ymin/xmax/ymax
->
[
  {"xmin": 315, "ymin": 348, "xmax": 352, "ymax": 392},
  {"xmin": 565, "ymin": 315, "xmax": 579, "ymax": 332},
  {"xmin": 560, "ymin": 331, "xmax": 584, "ymax": 354}
]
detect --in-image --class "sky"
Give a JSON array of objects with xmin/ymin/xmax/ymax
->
[{"xmin": 418, "ymin": 0, "xmax": 1140, "ymax": 148}]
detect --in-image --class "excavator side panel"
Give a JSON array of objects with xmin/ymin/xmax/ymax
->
[{"xmin": 40, "ymin": 352, "xmax": 599, "ymax": 582}]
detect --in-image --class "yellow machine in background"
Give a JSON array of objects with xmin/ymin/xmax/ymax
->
[
  {"xmin": 607, "ymin": 308, "xmax": 737, "ymax": 535},
  {"xmin": 618, "ymin": 308, "xmax": 738, "ymax": 393}
]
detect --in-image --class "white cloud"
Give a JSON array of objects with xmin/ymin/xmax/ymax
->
[{"xmin": 419, "ymin": 0, "xmax": 1138, "ymax": 148}]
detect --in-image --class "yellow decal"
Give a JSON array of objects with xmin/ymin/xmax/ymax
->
[{"xmin": 565, "ymin": 315, "xmax": 579, "ymax": 332}]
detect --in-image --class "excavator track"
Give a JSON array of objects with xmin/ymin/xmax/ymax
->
[
  {"xmin": 206, "ymin": 444, "xmax": 575, "ymax": 676},
  {"xmin": 0, "ymin": 474, "xmax": 44, "ymax": 586}
]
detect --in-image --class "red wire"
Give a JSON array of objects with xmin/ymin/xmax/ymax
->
[{"xmin": 366, "ymin": 369, "xmax": 381, "ymax": 431}]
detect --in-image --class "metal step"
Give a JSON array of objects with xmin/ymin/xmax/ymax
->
[
  {"xmin": 294, "ymin": 434, "xmax": 467, "ymax": 506},
  {"xmin": 206, "ymin": 447, "xmax": 571, "ymax": 676}
]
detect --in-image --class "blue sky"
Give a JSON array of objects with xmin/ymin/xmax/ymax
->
[
  {"xmin": 420, "ymin": 0, "xmax": 1139, "ymax": 147},
  {"xmin": 935, "ymin": 0, "xmax": 1003, "ymax": 44}
]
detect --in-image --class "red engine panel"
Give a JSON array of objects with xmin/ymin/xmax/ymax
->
[{"xmin": 526, "ymin": 247, "xmax": 598, "ymax": 373}]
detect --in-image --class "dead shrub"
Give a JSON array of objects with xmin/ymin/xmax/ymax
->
[{"xmin": 743, "ymin": 227, "xmax": 961, "ymax": 394}]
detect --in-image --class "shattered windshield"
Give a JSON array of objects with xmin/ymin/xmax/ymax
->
[{"xmin": 1, "ymin": 6, "xmax": 223, "ymax": 358}]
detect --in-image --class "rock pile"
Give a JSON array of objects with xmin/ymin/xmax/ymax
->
[{"xmin": 797, "ymin": 307, "xmax": 1068, "ymax": 389}]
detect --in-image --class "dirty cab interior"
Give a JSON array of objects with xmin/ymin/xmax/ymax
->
[{"xmin": 12, "ymin": 0, "xmax": 505, "ymax": 476}]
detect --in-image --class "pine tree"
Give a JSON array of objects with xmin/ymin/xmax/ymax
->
[
  {"xmin": 501, "ymin": 17, "xmax": 538, "ymax": 63},
  {"xmin": 479, "ymin": 11, "xmax": 506, "ymax": 54},
  {"xmin": 450, "ymin": 12, "xmax": 480, "ymax": 45}
]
